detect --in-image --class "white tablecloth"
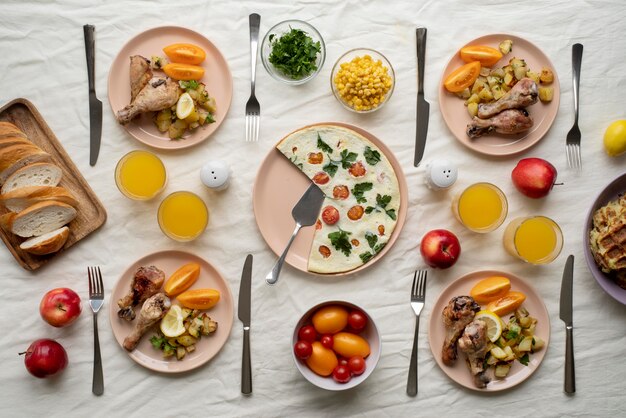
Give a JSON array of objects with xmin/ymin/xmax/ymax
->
[{"xmin": 1, "ymin": 0, "xmax": 624, "ymax": 416}]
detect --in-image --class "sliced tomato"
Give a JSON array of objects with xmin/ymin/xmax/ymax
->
[
  {"xmin": 313, "ymin": 172, "xmax": 330, "ymax": 185},
  {"xmin": 315, "ymin": 219, "xmax": 322, "ymax": 230},
  {"xmin": 347, "ymin": 205, "xmax": 364, "ymax": 221},
  {"xmin": 163, "ymin": 43, "xmax": 206, "ymax": 65},
  {"xmin": 443, "ymin": 61, "xmax": 481, "ymax": 93},
  {"xmin": 163, "ymin": 63, "xmax": 205, "ymax": 81},
  {"xmin": 322, "ymin": 206, "xmax": 339, "ymax": 225},
  {"xmin": 319, "ymin": 245, "xmax": 331, "ymax": 258},
  {"xmin": 460, "ymin": 45, "xmax": 502, "ymax": 67},
  {"xmin": 348, "ymin": 161, "xmax": 366, "ymax": 177},
  {"xmin": 308, "ymin": 152, "xmax": 323, "ymax": 164},
  {"xmin": 333, "ymin": 185, "xmax": 349, "ymax": 200}
]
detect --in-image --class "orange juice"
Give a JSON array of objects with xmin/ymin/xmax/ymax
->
[
  {"xmin": 504, "ymin": 216, "xmax": 563, "ymax": 264},
  {"xmin": 115, "ymin": 150, "xmax": 166, "ymax": 200},
  {"xmin": 158, "ymin": 191, "xmax": 208, "ymax": 241},
  {"xmin": 454, "ymin": 183, "xmax": 507, "ymax": 233}
]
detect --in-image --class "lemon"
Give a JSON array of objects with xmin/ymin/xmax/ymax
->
[
  {"xmin": 176, "ymin": 92, "xmax": 195, "ymax": 119},
  {"xmin": 475, "ymin": 310, "xmax": 503, "ymax": 342},
  {"xmin": 603, "ymin": 120, "xmax": 626, "ymax": 157},
  {"xmin": 160, "ymin": 305, "xmax": 185, "ymax": 337}
]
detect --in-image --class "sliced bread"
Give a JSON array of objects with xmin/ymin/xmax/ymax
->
[
  {"xmin": 8, "ymin": 200, "xmax": 77, "ymax": 238},
  {"xmin": 0, "ymin": 212, "xmax": 15, "ymax": 231},
  {"xmin": 0, "ymin": 121, "xmax": 26, "ymax": 139},
  {"xmin": 19, "ymin": 226, "xmax": 69, "ymax": 255},
  {"xmin": 0, "ymin": 186, "xmax": 78, "ymax": 212},
  {"xmin": 0, "ymin": 136, "xmax": 32, "ymax": 150},
  {"xmin": 0, "ymin": 144, "xmax": 50, "ymax": 185},
  {"xmin": 1, "ymin": 162, "xmax": 63, "ymax": 194}
]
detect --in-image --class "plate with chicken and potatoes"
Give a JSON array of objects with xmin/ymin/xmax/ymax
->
[
  {"xmin": 428, "ymin": 270, "xmax": 550, "ymax": 391},
  {"xmin": 439, "ymin": 34, "xmax": 560, "ymax": 156},
  {"xmin": 108, "ymin": 26, "xmax": 233, "ymax": 150}
]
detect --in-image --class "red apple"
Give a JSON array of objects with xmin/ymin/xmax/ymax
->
[
  {"xmin": 20, "ymin": 339, "xmax": 68, "ymax": 378},
  {"xmin": 39, "ymin": 288, "xmax": 82, "ymax": 327},
  {"xmin": 511, "ymin": 158, "xmax": 558, "ymax": 198},
  {"xmin": 420, "ymin": 229, "xmax": 461, "ymax": 269}
]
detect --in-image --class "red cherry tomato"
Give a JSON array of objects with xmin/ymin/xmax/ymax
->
[
  {"xmin": 348, "ymin": 161, "xmax": 366, "ymax": 177},
  {"xmin": 347, "ymin": 310, "xmax": 368, "ymax": 332},
  {"xmin": 298, "ymin": 325, "xmax": 317, "ymax": 343},
  {"xmin": 313, "ymin": 172, "xmax": 330, "ymax": 185},
  {"xmin": 332, "ymin": 365, "xmax": 352, "ymax": 383},
  {"xmin": 320, "ymin": 334, "xmax": 334, "ymax": 349},
  {"xmin": 348, "ymin": 355, "xmax": 366, "ymax": 375},
  {"xmin": 338, "ymin": 358, "xmax": 349, "ymax": 367},
  {"xmin": 294, "ymin": 341, "xmax": 312, "ymax": 360},
  {"xmin": 321, "ymin": 206, "xmax": 339, "ymax": 225},
  {"xmin": 333, "ymin": 185, "xmax": 349, "ymax": 200}
]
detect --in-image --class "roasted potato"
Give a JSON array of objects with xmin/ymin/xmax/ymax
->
[
  {"xmin": 540, "ymin": 67, "xmax": 554, "ymax": 84},
  {"xmin": 539, "ymin": 87, "xmax": 554, "ymax": 102}
]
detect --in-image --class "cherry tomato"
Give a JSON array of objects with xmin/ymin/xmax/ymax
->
[
  {"xmin": 312, "ymin": 305, "xmax": 348, "ymax": 334},
  {"xmin": 347, "ymin": 205, "xmax": 364, "ymax": 221},
  {"xmin": 348, "ymin": 310, "xmax": 368, "ymax": 332},
  {"xmin": 298, "ymin": 325, "xmax": 317, "ymax": 343},
  {"xmin": 378, "ymin": 225, "xmax": 385, "ymax": 235},
  {"xmin": 305, "ymin": 341, "xmax": 338, "ymax": 376},
  {"xmin": 443, "ymin": 61, "xmax": 481, "ymax": 93},
  {"xmin": 332, "ymin": 332, "xmax": 371, "ymax": 358},
  {"xmin": 332, "ymin": 365, "xmax": 352, "ymax": 383},
  {"xmin": 321, "ymin": 206, "xmax": 339, "ymax": 225},
  {"xmin": 313, "ymin": 172, "xmax": 330, "ymax": 185},
  {"xmin": 319, "ymin": 245, "xmax": 331, "ymax": 258},
  {"xmin": 348, "ymin": 161, "xmax": 366, "ymax": 177},
  {"xmin": 320, "ymin": 334, "xmax": 334, "ymax": 349},
  {"xmin": 333, "ymin": 185, "xmax": 349, "ymax": 200},
  {"xmin": 348, "ymin": 356, "xmax": 366, "ymax": 376},
  {"xmin": 294, "ymin": 340, "xmax": 312, "ymax": 360},
  {"xmin": 459, "ymin": 45, "xmax": 502, "ymax": 67},
  {"xmin": 338, "ymin": 358, "xmax": 349, "ymax": 367},
  {"xmin": 351, "ymin": 239, "xmax": 360, "ymax": 247},
  {"xmin": 308, "ymin": 152, "xmax": 323, "ymax": 164},
  {"xmin": 315, "ymin": 219, "xmax": 322, "ymax": 230}
]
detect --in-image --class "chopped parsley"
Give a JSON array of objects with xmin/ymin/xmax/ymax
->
[
  {"xmin": 351, "ymin": 182, "xmax": 373, "ymax": 203},
  {"xmin": 359, "ymin": 235, "xmax": 386, "ymax": 263},
  {"xmin": 364, "ymin": 146, "xmax": 381, "ymax": 165},
  {"xmin": 150, "ymin": 334, "xmax": 174, "ymax": 352},
  {"xmin": 323, "ymin": 162, "xmax": 338, "ymax": 177},
  {"xmin": 323, "ymin": 149, "xmax": 358, "ymax": 177},
  {"xmin": 179, "ymin": 80, "xmax": 199, "ymax": 90},
  {"xmin": 365, "ymin": 194, "xmax": 397, "ymax": 220},
  {"xmin": 359, "ymin": 252, "xmax": 373, "ymax": 263},
  {"xmin": 268, "ymin": 28, "xmax": 321, "ymax": 79},
  {"xmin": 317, "ymin": 133, "xmax": 333, "ymax": 153},
  {"xmin": 365, "ymin": 231, "xmax": 378, "ymax": 249},
  {"xmin": 328, "ymin": 229, "xmax": 352, "ymax": 256},
  {"xmin": 518, "ymin": 353, "xmax": 530, "ymax": 366}
]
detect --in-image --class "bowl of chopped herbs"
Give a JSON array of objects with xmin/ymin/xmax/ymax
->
[{"xmin": 261, "ymin": 20, "xmax": 325, "ymax": 85}]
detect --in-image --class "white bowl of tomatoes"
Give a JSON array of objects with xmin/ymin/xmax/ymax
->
[{"xmin": 292, "ymin": 300, "xmax": 381, "ymax": 390}]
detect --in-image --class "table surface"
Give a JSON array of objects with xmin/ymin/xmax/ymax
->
[{"xmin": 1, "ymin": 0, "xmax": 625, "ymax": 417}]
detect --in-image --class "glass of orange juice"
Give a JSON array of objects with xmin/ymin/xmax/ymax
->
[
  {"xmin": 158, "ymin": 191, "xmax": 209, "ymax": 241},
  {"xmin": 503, "ymin": 216, "xmax": 563, "ymax": 264},
  {"xmin": 115, "ymin": 150, "xmax": 167, "ymax": 200},
  {"xmin": 452, "ymin": 183, "xmax": 508, "ymax": 233}
]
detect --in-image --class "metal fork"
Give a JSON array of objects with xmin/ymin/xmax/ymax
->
[
  {"xmin": 245, "ymin": 13, "xmax": 261, "ymax": 142},
  {"xmin": 407, "ymin": 270, "xmax": 427, "ymax": 396},
  {"xmin": 566, "ymin": 43, "xmax": 583, "ymax": 171},
  {"xmin": 88, "ymin": 266, "xmax": 104, "ymax": 396}
]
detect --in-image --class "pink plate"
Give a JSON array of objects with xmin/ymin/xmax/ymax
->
[
  {"xmin": 439, "ymin": 34, "xmax": 560, "ymax": 156},
  {"xmin": 109, "ymin": 250, "xmax": 234, "ymax": 373},
  {"xmin": 108, "ymin": 26, "xmax": 233, "ymax": 149},
  {"xmin": 428, "ymin": 270, "xmax": 550, "ymax": 391},
  {"xmin": 252, "ymin": 122, "xmax": 408, "ymax": 276}
]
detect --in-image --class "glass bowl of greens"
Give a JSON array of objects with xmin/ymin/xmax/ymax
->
[{"xmin": 261, "ymin": 20, "xmax": 325, "ymax": 85}]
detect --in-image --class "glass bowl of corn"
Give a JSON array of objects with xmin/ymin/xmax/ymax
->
[{"xmin": 331, "ymin": 48, "xmax": 395, "ymax": 113}]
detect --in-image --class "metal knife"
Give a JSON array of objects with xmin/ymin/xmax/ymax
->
[
  {"xmin": 83, "ymin": 24, "xmax": 102, "ymax": 166},
  {"xmin": 238, "ymin": 254, "xmax": 253, "ymax": 395},
  {"xmin": 414, "ymin": 27, "xmax": 429, "ymax": 167},
  {"xmin": 560, "ymin": 254, "xmax": 576, "ymax": 394}
]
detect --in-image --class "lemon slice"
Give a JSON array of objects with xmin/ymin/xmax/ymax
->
[
  {"xmin": 176, "ymin": 92, "xmax": 194, "ymax": 119},
  {"xmin": 475, "ymin": 310, "xmax": 503, "ymax": 342},
  {"xmin": 160, "ymin": 305, "xmax": 185, "ymax": 338}
]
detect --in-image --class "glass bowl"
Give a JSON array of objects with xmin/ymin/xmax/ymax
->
[
  {"xmin": 261, "ymin": 20, "xmax": 325, "ymax": 85},
  {"xmin": 330, "ymin": 48, "xmax": 395, "ymax": 113}
]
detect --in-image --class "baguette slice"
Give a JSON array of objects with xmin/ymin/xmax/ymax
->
[
  {"xmin": 0, "ymin": 122, "xmax": 26, "ymax": 139},
  {"xmin": 9, "ymin": 200, "xmax": 77, "ymax": 237},
  {"xmin": 0, "ymin": 144, "xmax": 50, "ymax": 185},
  {"xmin": 0, "ymin": 186, "xmax": 78, "ymax": 212},
  {"xmin": 0, "ymin": 136, "xmax": 32, "ymax": 150},
  {"xmin": 0, "ymin": 212, "xmax": 15, "ymax": 231},
  {"xmin": 19, "ymin": 226, "xmax": 69, "ymax": 255},
  {"xmin": 1, "ymin": 163, "xmax": 63, "ymax": 194}
]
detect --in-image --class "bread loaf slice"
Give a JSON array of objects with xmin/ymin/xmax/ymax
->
[
  {"xmin": 0, "ymin": 186, "xmax": 78, "ymax": 212},
  {"xmin": 19, "ymin": 226, "xmax": 69, "ymax": 255},
  {"xmin": 0, "ymin": 212, "xmax": 15, "ymax": 231},
  {"xmin": 0, "ymin": 136, "xmax": 32, "ymax": 150},
  {"xmin": 1, "ymin": 163, "xmax": 63, "ymax": 194},
  {"xmin": 8, "ymin": 200, "xmax": 77, "ymax": 237},
  {"xmin": 0, "ymin": 144, "xmax": 50, "ymax": 185},
  {"xmin": 0, "ymin": 121, "xmax": 26, "ymax": 139}
]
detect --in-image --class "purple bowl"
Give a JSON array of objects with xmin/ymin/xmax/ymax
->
[{"xmin": 583, "ymin": 172, "xmax": 626, "ymax": 304}]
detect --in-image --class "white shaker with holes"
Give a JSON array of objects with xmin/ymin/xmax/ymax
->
[
  {"xmin": 201, "ymin": 160, "xmax": 230, "ymax": 191},
  {"xmin": 424, "ymin": 159, "xmax": 458, "ymax": 190}
]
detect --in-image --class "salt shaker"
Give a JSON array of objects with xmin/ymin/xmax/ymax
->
[
  {"xmin": 424, "ymin": 159, "xmax": 458, "ymax": 190},
  {"xmin": 201, "ymin": 160, "xmax": 230, "ymax": 191}
]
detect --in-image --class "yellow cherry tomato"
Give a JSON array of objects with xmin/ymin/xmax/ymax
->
[
  {"xmin": 332, "ymin": 332, "xmax": 371, "ymax": 358},
  {"xmin": 305, "ymin": 341, "xmax": 338, "ymax": 376},
  {"xmin": 312, "ymin": 305, "xmax": 348, "ymax": 334}
]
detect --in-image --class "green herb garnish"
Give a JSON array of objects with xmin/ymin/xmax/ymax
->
[
  {"xmin": 365, "ymin": 194, "xmax": 397, "ymax": 220},
  {"xmin": 323, "ymin": 162, "xmax": 338, "ymax": 177},
  {"xmin": 317, "ymin": 133, "xmax": 333, "ymax": 153},
  {"xmin": 179, "ymin": 80, "xmax": 199, "ymax": 90},
  {"xmin": 359, "ymin": 234, "xmax": 386, "ymax": 263},
  {"xmin": 268, "ymin": 28, "xmax": 321, "ymax": 79},
  {"xmin": 365, "ymin": 231, "xmax": 378, "ymax": 249},
  {"xmin": 328, "ymin": 229, "xmax": 352, "ymax": 256},
  {"xmin": 323, "ymin": 149, "xmax": 358, "ymax": 177},
  {"xmin": 364, "ymin": 146, "xmax": 381, "ymax": 165},
  {"xmin": 351, "ymin": 182, "xmax": 373, "ymax": 203},
  {"xmin": 359, "ymin": 252, "xmax": 373, "ymax": 263},
  {"xmin": 518, "ymin": 353, "xmax": 530, "ymax": 366}
]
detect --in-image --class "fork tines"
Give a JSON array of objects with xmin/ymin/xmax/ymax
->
[
  {"xmin": 566, "ymin": 143, "xmax": 581, "ymax": 170},
  {"xmin": 245, "ymin": 109, "xmax": 260, "ymax": 142},
  {"xmin": 88, "ymin": 266, "xmax": 104, "ymax": 299},
  {"xmin": 412, "ymin": 270, "xmax": 427, "ymax": 299}
]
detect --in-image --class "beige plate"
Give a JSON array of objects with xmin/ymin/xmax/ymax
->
[
  {"xmin": 253, "ymin": 122, "xmax": 408, "ymax": 276},
  {"xmin": 109, "ymin": 250, "xmax": 234, "ymax": 373},
  {"xmin": 428, "ymin": 270, "xmax": 550, "ymax": 391},
  {"xmin": 108, "ymin": 26, "xmax": 233, "ymax": 149},
  {"xmin": 439, "ymin": 34, "xmax": 560, "ymax": 156}
]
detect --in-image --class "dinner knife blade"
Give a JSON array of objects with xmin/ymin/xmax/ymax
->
[
  {"xmin": 83, "ymin": 24, "xmax": 102, "ymax": 166},
  {"xmin": 414, "ymin": 27, "xmax": 429, "ymax": 167},
  {"xmin": 238, "ymin": 254, "xmax": 253, "ymax": 326},
  {"xmin": 559, "ymin": 254, "xmax": 574, "ymax": 325}
]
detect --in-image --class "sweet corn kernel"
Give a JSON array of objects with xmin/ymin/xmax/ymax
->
[{"xmin": 333, "ymin": 54, "xmax": 393, "ymax": 111}]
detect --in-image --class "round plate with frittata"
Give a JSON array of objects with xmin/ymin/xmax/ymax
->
[{"xmin": 253, "ymin": 122, "xmax": 407, "ymax": 275}]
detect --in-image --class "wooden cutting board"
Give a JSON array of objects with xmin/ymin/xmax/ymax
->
[{"xmin": 0, "ymin": 98, "xmax": 107, "ymax": 271}]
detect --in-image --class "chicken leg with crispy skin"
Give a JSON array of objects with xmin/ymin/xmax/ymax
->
[
  {"xmin": 123, "ymin": 293, "xmax": 171, "ymax": 351},
  {"xmin": 117, "ymin": 266, "xmax": 166, "ymax": 321},
  {"xmin": 129, "ymin": 55, "xmax": 153, "ymax": 102},
  {"xmin": 478, "ymin": 78, "xmax": 539, "ymax": 119},
  {"xmin": 442, "ymin": 296, "xmax": 480, "ymax": 366},
  {"xmin": 458, "ymin": 319, "xmax": 491, "ymax": 388},
  {"xmin": 116, "ymin": 77, "xmax": 180, "ymax": 124},
  {"xmin": 467, "ymin": 109, "xmax": 534, "ymax": 139}
]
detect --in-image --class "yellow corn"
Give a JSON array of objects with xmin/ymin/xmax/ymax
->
[{"xmin": 333, "ymin": 55, "xmax": 393, "ymax": 111}]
